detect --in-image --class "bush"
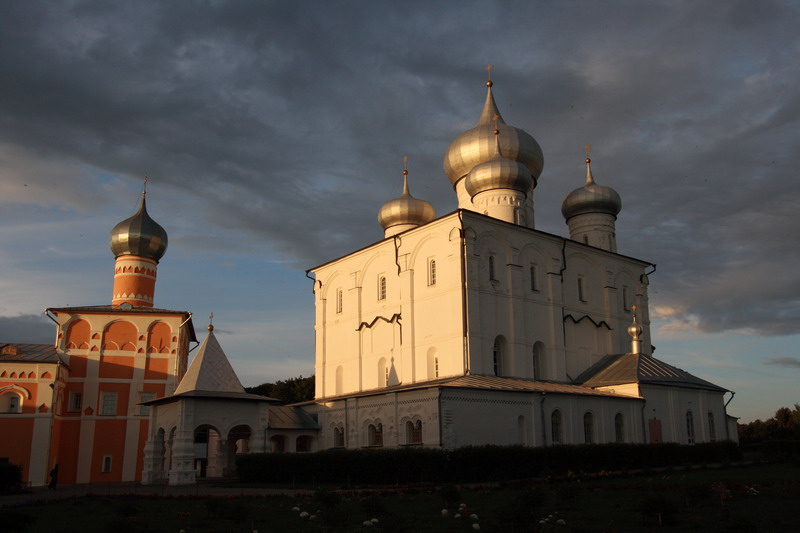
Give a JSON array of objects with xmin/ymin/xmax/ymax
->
[{"xmin": 0, "ymin": 463, "xmax": 22, "ymax": 493}]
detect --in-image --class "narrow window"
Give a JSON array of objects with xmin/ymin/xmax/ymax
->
[
  {"xmin": 489, "ymin": 256, "xmax": 496, "ymax": 280},
  {"xmin": 622, "ymin": 286, "xmax": 631, "ymax": 311},
  {"xmin": 707, "ymin": 412, "xmax": 716, "ymax": 442},
  {"xmin": 492, "ymin": 338, "xmax": 502, "ymax": 376},
  {"xmin": 584, "ymin": 412, "xmax": 595, "ymax": 444},
  {"xmin": 551, "ymin": 410, "xmax": 562, "ymax": 444},
  {"xmin": 68, "ymin": 391, "xmax": 82, "ymax": 412},
  {"xmin": 385, "ymin": 366, "xmax": 389, "ymax": 386},
  {"xmin": 686, "ymin": 411, "xmax": 696, "ymax": 444},
  {"xmin": 139, "ymin": 392, "xmax": 156, "ymax": 416},
  {"xmin": 102, "ymin": 455, "xmax": 112, "ymax": 473},
  {"xmin": 336, "ymin": 289, "xmax": 343, "ymax": 314},
  {"xmin": 6, "ymin": 394, "xmax": 21, "ymax": 413},
  {"xmin": 583, "ymin": 235, "xmax": 589, "ymax": 244},
  {"xmin": 615, "ymin": 413, "xmax": 625, "ymax": 443},
  {"xmin": 434, "ymin": 357, "xmax": 439, "ymax": 378},
  {"xmin": 532, "ymin": 347, "xmax": 541, "ymax": 380},
  {"xmin": 100, "ymin": 391, "xmax": 117, "ymax": 416},
  {"xmin": 530, "ymin": 265, "xmax": 538, "ymax": 291},
  {"xmin": 334, "ymin": 427, "xmax": 345, "ymax": 448},
  {"xmin": 368, "ymin": 423, "xmax": 383, "ymax": 446},
  {"xmin": 428, "ymin": 259, "xmax": 437, "ymax": 286},
  {"xmin": 577, "ymin": 277, "xmax": 586, "ymax": 302},
  {"xmin": 406, "ymin": 420, "xmax": 422, "ymax": 444},
  {"xmin": 378, "ymin": 276, "xmax": 387, "ymax": 300}
]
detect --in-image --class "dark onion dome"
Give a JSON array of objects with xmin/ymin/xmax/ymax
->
[
  {"xmin": 109, "ymin": 194, "xmax": 168, "ymax": 262},
  {"xmin": 464, "ymin": 132, "xmax": 534, "ymax": 198},
  {"xmin": 378, "ymin": 170, "xmax": 436, "ymax": 232},
  {"xmin": 561, "ymin": 158, "xmax": 622, "ymax": 221},
  {"xmin": 443, "ymin": 81, "xmax": 544, "ymax": 186}
]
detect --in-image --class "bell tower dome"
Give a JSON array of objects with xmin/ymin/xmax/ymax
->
[{"xmin": 109, "ymin": 180, "xmax": 168, "ymax": 307}]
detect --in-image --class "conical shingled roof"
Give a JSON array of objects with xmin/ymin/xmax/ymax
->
[{"xmin": 174, "ymin": 329, "xmax": 245, "ymax": 395}]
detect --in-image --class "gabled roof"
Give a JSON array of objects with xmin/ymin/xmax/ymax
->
[
  {"xmin": 310, "ymin": 373, "xmax": 636, "ymax": 403},
  {"xmin": 0, "ymin": 343, "xmax": 62, "ymax": 364},
  {"xmin": 576, "ymin": 352, "xmax": 728, "ymax": 393},
  {"xmin": 268, "ymin": 405, "xmax": 320, "ymax": 430},
  {"xmin": 174, "ymin": 329, "xmax": 244, "ymax": 395}
]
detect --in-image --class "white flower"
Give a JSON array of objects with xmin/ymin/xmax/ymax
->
[
  {"xmin": 470, "ymin": 513, "xmax": 479, "ymax": 520},
  {"xmin": 299, "ymin": 511, "xmax": 309, "ymax": 518},
  {"xmin": 459, "ymin": 503, "xmax": 467, "ymax": 509},
  {"xmin": 441, "ymin": 509, "xmax": 449, "ymax": 517},
  {"xmin": 371, "ymin": 518, "xmax": 379, "ymax": 524},
  {"xmin": 557, "ymin": 519, "xmax": 566, "ymax": 525},
  {"xmin": 455, "ymin": 513, "xmax": 461, "ymax": 519},
  {"xmin": 472, "ymin": 524, "xmax": 481, "ymax": 530},
  {"xmin": 362, "ymin": 520, "xmax": 374, "ymax": 527},
  {"xmin": 291, "ymin": 506, "xmax": 300, "ymax": 512}
]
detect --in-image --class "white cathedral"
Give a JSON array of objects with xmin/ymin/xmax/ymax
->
[{"xmin": 140, "ymin": 76, "xmax": 737, "ymax": 484}]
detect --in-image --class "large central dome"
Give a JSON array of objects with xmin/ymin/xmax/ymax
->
[{"xmin": 443, "ymin": 81, "xmax": 544, "ymax": 186}]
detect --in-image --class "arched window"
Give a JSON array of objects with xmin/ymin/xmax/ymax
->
[
  {"xmin": 368, "ymin": 423, "xmax": 383, "ymax": 447},
  {"xmin": 686, "ymin": 411, "xmax": 696, "ymax": 444},
  {"xmin": 551, "ymin": 410, "xmax": 562, "ymax": 444},
  {"xmin": 335, "ymin": 366, "xmax": 343, "ymax": 396},
  {"xmin": 336, "ymin": 289, "xmax": 343, "ymax": 313},
  {"xmin": 530, "ymin": 265, "xmax": 538, "ymax": 291},
  {"xmin": 434, "ymin": 357, "xmax": 439, "ymax": 378},
  {"xmin": 378, "ymin": 358, "xmax": 388, "ymax": 387},
  {"xmin": 583, "ymin": 412, "xmax": 595, "ymax": 443},
  {"xmin": 1, "ymin": 392, "xmax": 23, "ymax": 413},
  {"xmin": 333, "ymin": 426, "xmax": 345, "ymax": 448},
  {"xmin": 493, "ymin": 337, "xmax": 503, "ymax": 376},
  {"xmin": 532, "ymin": 343, "xmax": 543, "ymax": 380},
  {"xmin": 428, "ymin": 259, "xmax": 437, "ymax": 286},
  {"xmin": 577, "ymin": 277, "xmax": 586, "ymax": 302},
  {"xmin": 489, "ymin": 256, "xmax": 496, "ymax": 280},
  {"xmin": 708, "ymin": 412, "xmax": 716, "ymax": 442},
  {"xmin": 406, "ymin": 420, "xmax": 422, "ymax": 445},
  {"xmin": 378, "ymin": 276, "xmax": 387, "ymax": 300},
  {"xmin": 622, "ymin": 286, "xmax": 631, "ymax": 311},
  {"xmin": 614, "ymin": 413, "xmax": 625, "ymax": 443}
]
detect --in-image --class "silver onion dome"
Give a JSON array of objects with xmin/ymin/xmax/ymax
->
[
  {"xmin": 109, "ymin": 193, "xmax": 168, "ymax": 262},
  {"xmin": 443, "ymin": 81, "xmax": 544, "ymax": 186},
  {"xmin": 464, "ymin": 133, "xmax": 533, "ymax": 198},
  {"xmin": 378, "ymin": 170, "xmax": 436, "ymax": 232},
  {"xmin": 561, "ymin": 158, "xmax": 622, "ymax": 221}
]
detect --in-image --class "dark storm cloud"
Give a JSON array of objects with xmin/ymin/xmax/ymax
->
[
  {"xmin": 1, "ymin": 1, "xmax": 798, "ymax": 335},
  {"xmin": 0, "ymin": 315, "xmax": 54, "ymax": 344}
]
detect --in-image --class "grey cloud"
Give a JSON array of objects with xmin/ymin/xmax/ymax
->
[
  {"xmin": 764, "ymin": 357, "xmax": 800, "ymax": 369},
  {"xmin": 1, "ymin": 1, "xmax": 799, "ymax": 334},
  {"xmin": 0, "ymin": 315, "xmax": 54, "ymax": 344}
]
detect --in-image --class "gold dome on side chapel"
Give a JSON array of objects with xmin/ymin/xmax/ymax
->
[
  {"xmin": 561, "ymin": 157, "xmax": 622, "ymax": 221},
  {"xmin": 109, "ymin": 191, "xmax": 168, "ymax": 262},
  {"xmin": 443, "ymin": 79, "xmax": 544, "ymax": 187},
  {"xmin": 378, "ymin": 165, "xmax": 436, "ymax": 234}
]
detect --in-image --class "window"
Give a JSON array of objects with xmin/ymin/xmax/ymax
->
[
  {"xmin": 551, "ymin": 410, "xmax": 562, "ymax": 444},
  {"xmin": 102, "ymin": 455, "xmax": 112, "ymax": 473},
  {"xmin": 296, "ymin": 436, "xmax": 311, "ymax": 453},
  {"xmin": 100, "ymin": 391, "xmax": 117, "ymax": 416},
  {"xmin": 68, "ymin": 391, "xmax": 82, "ymax": 413},
  {"xmin": 686, "ymin": 411, "xmax": 696, "ymax": 444},
  {"xmin": 138, "ymin": 392, "xmax": 156, "ymax": 416},
  {"xmin": 2, "ymin": 393, "xmax": 22, "ymax": 414},
  {"xmin": 406, "ymin": 420, "xmax": 422, "ymax": 445},
  {"xmin": 708, "ymin": 412, "xmax": 716, "ymax": 442},
  {"xmin": 532, "ymin": 345, "xmax": 541, "ymax": 380},
  {"xmin": 489, "ymin": 256, "xmax": 496, "ymax": 280},
  {"xmin": 622, "ymin": 286, "xmax": 631, "ymax": 311},
  {"xmin": 492, "ymin": 338, "xmax": 502, "ymax": 376},
  {"xmin": 530, "ymin": 265, "xmax": 538, "ymax": 291},
  {"xmin": 615, "ymin": 413, "xmax": 625, "ymax": 443},
  {"xmin": 428, "ymin": 259, "xmax": 437, "ymax": 286},
  {"xmin": 333, "ymin": 427, "xmax": 345, "ymax": 448},
  {"xmin": 378, "ymin": 276, "xmax": 387, "ymax": 300},
  {"xmin": 584, "ymin": 412, "xmax": 595, "ymax": 443},
  {"xmin": 577, "ymin": 277, "xmax": 586, "ymax": 302},
  {"xmin": 336, "ymin": 289, "xmax": 343, "ymax": 314},
  {"xmin": 434, "ymin": 357, "xmax": 439, "ymax": 378},
  {"xmin": 368, "ymin": 423, "xmax": 383, "ymax": 447}
]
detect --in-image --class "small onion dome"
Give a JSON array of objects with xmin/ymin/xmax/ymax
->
[
  {"xmin": 443, "ymin": 81, "xmax": 543, "ymax": 185},
  {"xmin": 561, "ymin": 158, "xmax": 622, "ymax": 221},
  {"xmin": 464, "ymin": 133, "xmax": 533, "ymax": 198},
  {"xmin": 378, "ymin": 170, "xmax": 436, "ymax": 232},
  {"xmin": 109, "ymin": 194, "xmax": 168, "ymax": 262},
  {"xmin": 627, "ymin": 306, "xmax": 643, "ymax": 340}
]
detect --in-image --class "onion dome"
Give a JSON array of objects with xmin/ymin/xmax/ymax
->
[
  {"xmin": 378, "ymin": 162, "xmax": 436, "ymax": 233},
  {"xmin": 109, "ymin": 190, "xmax": 168, "ymax": 262},
  {"xmin": 561, "ymin": 157, "xmax": 622, "ymax": 221},
  {"xmin": 465, "ymin": 127, "xmax": 533, "ymax": 198},
  {"xmin": 443, "ymin": 79, "xmax": 544, "ymax": 186}
]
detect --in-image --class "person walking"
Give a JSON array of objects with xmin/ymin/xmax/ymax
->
[{"xmin": 48, "ymin": 464, "xmax": 59, "ymax": 490}]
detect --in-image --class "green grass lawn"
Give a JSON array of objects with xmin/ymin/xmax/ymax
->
[{"xmin": 3, "ymin": 463, "xmax": 799, "ymax": 532}]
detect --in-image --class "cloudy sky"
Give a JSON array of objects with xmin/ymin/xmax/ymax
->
[{"xmin": 1, "ymin": 1, "xmax": 797, "ymax": 423}]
